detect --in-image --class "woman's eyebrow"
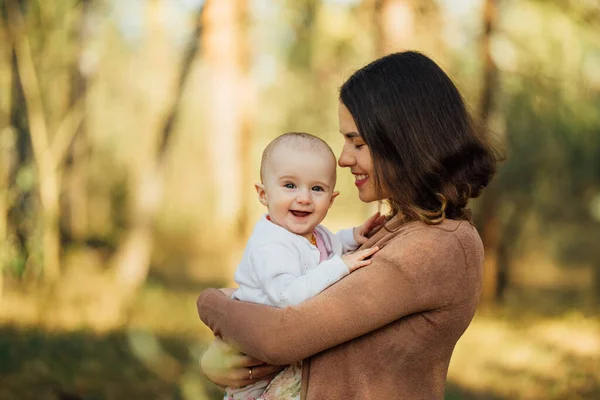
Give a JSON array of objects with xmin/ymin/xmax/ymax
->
[{"xmin": 340, "ymin": 131, "xmax": 360, "ymax": 138}]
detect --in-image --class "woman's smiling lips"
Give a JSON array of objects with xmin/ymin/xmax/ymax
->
[{"xmin": 353, "ymin": 173, "xmax": 369, "ymax": 187}]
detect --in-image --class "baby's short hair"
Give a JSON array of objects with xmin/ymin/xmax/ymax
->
[{"xmin": 260, "ymin": 132, "xmax": 336, "ymax": 182}]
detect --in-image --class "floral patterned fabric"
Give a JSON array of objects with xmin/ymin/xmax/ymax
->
[
  {"xmin": 225, "ymin": 382, "xmax": 267, "ymax": 400},
  {"xmin": 257, "ymin": 362, "xmax": 302, "ymax": 400}
]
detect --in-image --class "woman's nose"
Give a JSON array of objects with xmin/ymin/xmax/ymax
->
[{"xmin": 338, "ymin": 145, "xmax": 354, "ymax": 168}]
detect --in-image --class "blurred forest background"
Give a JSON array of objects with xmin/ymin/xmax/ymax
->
[{"xmin": 0, "ymin": 0, "xmax": 599, "ymax": 399}]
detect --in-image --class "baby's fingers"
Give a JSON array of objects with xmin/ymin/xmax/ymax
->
[
  {"xmin": 364, "ymin": 212, "xmax": 381, "ymax": 229},
  {"xmin": 367, "ymin": 211, "xmax": 381, "ymax": 224},
  {"xmin": 356, "ymin": 246, "xmax": 379, "ymax": 260},
  {"xmin": 369, "ymin": 215, "xmax": 386, "ymax": 230},
  {"xmin": 350, "ymin": 258, "xmax": 372, "ymax": 272}
]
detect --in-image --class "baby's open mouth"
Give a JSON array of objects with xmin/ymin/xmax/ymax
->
[{"xmin": 290, "ymin": 210, "xmax": 311, "ymax": 218}]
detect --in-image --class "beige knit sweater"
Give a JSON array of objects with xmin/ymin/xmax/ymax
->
[{"xmin": 197, "ymin": 215, "xmax": 484, "ymax": 399}]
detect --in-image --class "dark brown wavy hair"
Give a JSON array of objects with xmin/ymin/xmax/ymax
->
[{"xmin": 339, "ymin": 51, "xmax": 500, "ymax": 224}]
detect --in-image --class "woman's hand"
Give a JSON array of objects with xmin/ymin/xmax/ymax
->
[
  {"xmin": 200, "ymin": 337, "xmax": 286, "ymax": 388},
  {"xmin": 353, "ymin": 212, "xmax": 387, "ymax": 244}
]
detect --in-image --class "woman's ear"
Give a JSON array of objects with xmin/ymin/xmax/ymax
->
[{"xmin": 255, "ymin": 183, "xmax": 268, "ymax": 206}]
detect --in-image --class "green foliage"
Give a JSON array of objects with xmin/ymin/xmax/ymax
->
[{"xmin": 492, "ymin": 0, "xmax": 600, "ymax": 271}]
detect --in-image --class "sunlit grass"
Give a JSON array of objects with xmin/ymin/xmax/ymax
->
[
  {"xmin": 449, "ymin": 311, "xmax": 600, "ymax": 399},
  {"xmin": 1, "ymin": 282, "xmax": 598, "ymax": 399}
]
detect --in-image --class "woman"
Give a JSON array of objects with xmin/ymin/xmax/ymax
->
[{"xmin": 197, "ymin": 51, "xmax": 498, "ymax": 399}]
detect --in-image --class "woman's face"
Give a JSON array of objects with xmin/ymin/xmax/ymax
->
[{"xmin": 338, "ymin": 102, "xmax": 384, "ymax": 203}]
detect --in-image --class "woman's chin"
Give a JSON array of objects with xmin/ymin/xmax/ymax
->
[
  {"xmin": 358, "ymin": 190, "xmax": 378, "ymax": 203},
  {"xmin": 357, "ymin": 184, "xmax": 388, "ymax": 203}
]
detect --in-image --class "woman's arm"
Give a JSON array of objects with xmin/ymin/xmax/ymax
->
[{"xmin": 198, "ymin": 229, "xmax": 468, "ymax": 365}]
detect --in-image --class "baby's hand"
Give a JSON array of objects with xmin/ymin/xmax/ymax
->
[
  {"xmin": 342, "ymin": 246, "xmax": 379, "ymax": 272},
  {"xmin": 353, "ymin": 212, "xmax": 387, "ymax": 244}
]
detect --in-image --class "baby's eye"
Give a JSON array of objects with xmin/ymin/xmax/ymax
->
[
  {"xmin": 312, "ymin": 186, "xmax": 324, "ymax": 192},
  {"xmin": 284, "ymin": 183, "xmax": 296, "ymax": 189}
]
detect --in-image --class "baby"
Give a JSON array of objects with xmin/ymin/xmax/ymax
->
[{"xmin": 226, "ymin": 132, "xmax": 383, "ymax": 400}]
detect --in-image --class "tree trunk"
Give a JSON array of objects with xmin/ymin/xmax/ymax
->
[
  {"xmin": 237, "ymin": 3, "xmax": 254, "ymax": 241},
  {"xmin": 7, "ymin": 3, "xmax": 60, "ymax": 282},
  {"xmin": 100, "ymin": 0, "xmax": 206, "ymax": 327},
  {"xmin": 0, "ymin": 129, "xmax": 15, "ymax": 301},
  {"xmin": 375, "ymin": 0, "xmax": 415, "ymax": 56},
  {"xmin": 202, "ymin": 0, "xmax": 251, "ymax": 273},
  {"xmin": 38, "ymin": 163, "xmax": 61, "ymax": 282},
  {"xmin": 62, "ymin": 0, "xmax": 92, "ymax": 244},
  {"xmin": 8, "ymin": 45, "xmax": 30, "ymax": 273},
  {"xmin": 0, "ymin": 12, "xmax": 14, "ymax": 300},
  {"xmin": 477, "ymin": 0, "xmax": 503, "ymax": 305},
  {"xmin": 7, "ymin": 0, "xmax": 86, "ymax": 283}
]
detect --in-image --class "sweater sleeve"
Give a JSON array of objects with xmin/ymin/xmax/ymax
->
[
  {"xmin": 336, "ymin": 228, "xmax": 359, "ymax": 254},
  {"xmin": 251, "ymin": 244, "xmax": 349, "ymax": 307},
  {"xmin": 197, "ymin": 229, "xmax": 467, "ymax": 365}
]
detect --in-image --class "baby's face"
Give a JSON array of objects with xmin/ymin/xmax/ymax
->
[{"xmin": 257, "ymin": 146, "xmax": 338, "ymax": 239}]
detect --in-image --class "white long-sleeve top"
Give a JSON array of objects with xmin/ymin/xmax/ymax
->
[{"xmin": 232, "ymin": 215, "xmax": 359, "ymax": 308}]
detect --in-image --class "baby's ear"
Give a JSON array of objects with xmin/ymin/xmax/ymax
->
[
  {"xmin": 255, "ymin": 183, "xmax": 268, "ymax": 206},
  {"xmin": 329, "ymin": 191, "xmax": 340, "ymax": 207}
]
